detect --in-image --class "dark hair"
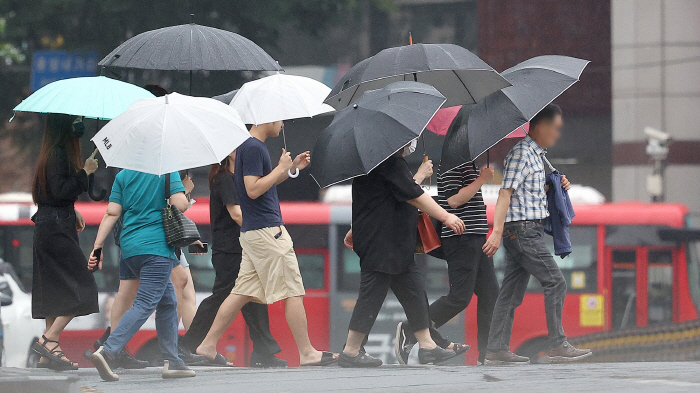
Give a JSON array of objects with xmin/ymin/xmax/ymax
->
[
  {"xmin": 144, "ymin": 84, "xmax": 168, "ymax": 97},
  {"xmin": 208, "ymin": 154, "xmax": 234, "ymax": 186},
  {"xmin": 32, "ymin": 113, "xmax": 83, "ymax": 203},
  {"xmin": 530, "ymin": 104, "xmax": 562, "ymax": 129}
]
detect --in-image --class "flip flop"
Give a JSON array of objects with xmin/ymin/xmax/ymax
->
[
  {"xmin": 450, "ymin": 343, "xmax": 470, "ymax": 356},
  {"xmin": 300, "ymin": 351, "xmax": 338, "ymax": 367},
  {"xmin": 199, "ymin": 353, "xmax": 234, "ymax": 367}
]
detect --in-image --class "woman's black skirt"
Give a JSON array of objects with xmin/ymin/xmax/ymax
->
[{"xmin": 31, "ymin": 205, "xmax": 99, "ymax": 319}]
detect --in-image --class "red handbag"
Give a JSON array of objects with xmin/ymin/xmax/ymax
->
[{"xmin": 416, "ymin": 212, "xmax": 441, "ymax": 254}]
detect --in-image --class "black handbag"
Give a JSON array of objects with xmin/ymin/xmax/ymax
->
[{"xmin": 161, "ymin": 173, "xmax": 200, "ymax": 247}]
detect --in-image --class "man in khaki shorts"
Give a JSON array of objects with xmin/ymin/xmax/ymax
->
[{"xmin": 196, "ymin": 120, "xmax": 337, "ymax": 367}]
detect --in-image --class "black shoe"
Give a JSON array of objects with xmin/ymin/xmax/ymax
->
[
  {"xmin": 94, "ymin": 327, "xmax": 111, "ymax": 351},
  {"xmin": 162, "ymin": 360, "xmax": 196, "ymax": 379},
  {"xmin": 178, "ymin": 345, "xmax": 207, "ymax": 366},
  {"xmin": 418, "ymin": 346, "xmax": 459, "ymax": 365},
  {"xmin": 338, "ymin": 351, "xmax": 382, "ymax": 368},
  {"xmin": 114, "ymin": 348, "xmax": 149, "ymax": 369},
  {"xmin": 394, "ymin": 322, "xmax": 416, "ymax": 365},
  {"xmin": 250, "ymin": 351, "xmax": 287, "ymax": 368},
  {"xmin": 90, "ymin": 346, "xmax": 119, "ymax": 382}
]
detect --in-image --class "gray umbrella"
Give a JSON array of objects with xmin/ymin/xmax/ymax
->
[
  {"xmin": 440, "ymin": 55, "xmax": 590, "ymax": 172},
  {"xmin": 324, "ymin": 43, "xmax": 510, "ymax": 110},
  {"xmin": 99, "ymin": 23, "xmax": 281, "ymax": 72},
  {"xmin": 211, "ymin": 89, "xmax": 238, "ymax": 104},
  {"xmin": 310, "ymin": 81, "xmax": 446, "ymax": 188}
]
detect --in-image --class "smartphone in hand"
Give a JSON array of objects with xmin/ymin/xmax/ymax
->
[
  {"xmin": 188, "ymin": 243, "xmax": 208, "ymax": 254},
  {"xmin": 91, "ymin": 248, "xmax": 102, "ymax": 273}
]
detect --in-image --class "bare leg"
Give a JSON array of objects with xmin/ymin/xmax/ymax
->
[
  {"xmin": 171, "ymin": 264, "xmax": 188, "ymax": 326},
  {"xmin": 110, "ymin": 279, "xmax": 139, "ymax": 329},
  {"xmin": 413, "ymin": 328, "xmax": 437, "ymax": 350},
  {"xmin": 179, "ymin": 267, "xmax": 197, "ymax": 330},
  {"xmin": 39, "ymin": 315, "xmax": 76, "ymax": 364},
  {"xmin": 343, "ymin": 330, "xmax": 366, "ymax": 357},
  {"xmin": 285, "ymin": 296, "xmax": 337, "ymax": 364},
  {"xmin": 196, "ymin": 293, "xmax": 252, "ymax": 360}
]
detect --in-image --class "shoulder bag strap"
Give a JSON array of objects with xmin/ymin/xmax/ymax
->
[{"xmin": 164, "ymin": 172, "xmax": 171, "ymax": 203}]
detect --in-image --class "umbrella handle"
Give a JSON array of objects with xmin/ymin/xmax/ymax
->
[{"xmin": 88, "ymin": 173, "xmax": 106, "ymax": 201}]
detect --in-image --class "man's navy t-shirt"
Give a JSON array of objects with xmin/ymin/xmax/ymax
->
[{"xmin": 234, "ymin": 137, "xmax": 284, "ymax": 232}]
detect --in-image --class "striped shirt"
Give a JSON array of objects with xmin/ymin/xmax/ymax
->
[
  {"xmin": 437, "ymin": 161, "xmax": 488, "ymax": 237},
  {"xmin": 502, "ymin": 136, "xmax": 549, "ymax": 222}
]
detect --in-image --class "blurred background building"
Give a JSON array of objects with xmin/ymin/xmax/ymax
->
[
  {"xmin": 0, "ymin": 0, "xmax": 697, "ymax": 219},
  {"xmin": 611, "ymin": 0, "xmax": 700, "ymax": 218}
]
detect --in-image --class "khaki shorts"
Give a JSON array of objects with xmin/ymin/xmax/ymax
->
[{"xmin": 232, "ymin": 225, "xmax": 305, "ymax": 304}]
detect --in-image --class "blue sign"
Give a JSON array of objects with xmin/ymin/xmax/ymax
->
[{"xmin": 30, "ymin": 50, "xmax": 98, "ymax": 91}]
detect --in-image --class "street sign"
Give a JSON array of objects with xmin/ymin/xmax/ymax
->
[{"xmin": 30, "ymin": 50, "xmax": 98, "ymax": 91}]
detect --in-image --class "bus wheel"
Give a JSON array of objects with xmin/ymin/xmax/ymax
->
[
  {"xmin": 135, "ymin": 339, "xmax": 165, "ymax": 367},
  {"xmin": 516, "ymin": 337, "xmax": 549, "ymax": 364}
]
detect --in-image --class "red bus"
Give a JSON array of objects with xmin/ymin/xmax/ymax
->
[{"xmin": 0, "ymin": 198, "xmax": 698, "ymax": 367}]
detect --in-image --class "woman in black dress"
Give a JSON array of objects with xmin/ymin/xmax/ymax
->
[{"xmin": 30, "ymin": 113, "xmax": 99, "ymax": 370}]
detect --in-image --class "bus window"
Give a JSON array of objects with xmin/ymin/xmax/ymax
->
[
  {"xmin": 688, "ymin": 241, "xmax": 700, "ymax": 315},
  {"xmin": 0, "ymin": 226, "xmax": 34, "ymax": 289},
  {"xmin": 492, "ymin": 225, "xmax": 597, "ymax": 293},
  {"xmin": 297, "ymin": 253, "xmax": 325, "ymax": 289},
  {"xmin": 611, "ymin": 249, "xmax": 636, "ymax": 329},
  {"xmin": 647, "ymin": 249, "xmax": 673, "ymax": 325}
]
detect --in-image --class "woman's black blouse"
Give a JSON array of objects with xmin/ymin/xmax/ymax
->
[
  {"xmin": 35, "ymin": 147, "xmax": 88, "ymax": 207},
  {"xmin": 351, "ymin": 153, "xmax": 424, "ymax": 274}
]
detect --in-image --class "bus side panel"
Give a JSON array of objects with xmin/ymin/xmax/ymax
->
[
  {"xmin": 266, "ymin": 295, "xmax": 329, "ymax": 367},
  {"xmin": 675, "ymin": 246, "xmax": 700, "ymax": 322},
  {"xmin": 503, "ymin": 293, "xmax": 606, "ymax": 354}
]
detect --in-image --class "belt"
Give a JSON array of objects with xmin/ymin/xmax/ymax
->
[{"xmin": 506, "ymin": 218, "xmax": 545, "ymax": 225}]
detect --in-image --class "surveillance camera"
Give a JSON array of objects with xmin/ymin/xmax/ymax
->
[{"xmin": 644, "ymin": 127, "xmax": 671, "ymax": 144}]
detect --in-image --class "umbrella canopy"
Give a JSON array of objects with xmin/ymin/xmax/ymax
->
[
  {"xmin": 324, "ymin": 43, "xmax": 510, "ymax": 110},
  {"xmin": 98, "ymin": 23, "xmax": 282, "ymax": 72},
  {"xmin": 92, "ymin": 93, "xmax": 250, "ymax": 175},
  {"xmin": 211, "ymin": 89, "xmax": 239, "ymax": 104},
  {"xmin": 12, "ymin": 76, "xmax": 154, "ymax": 120},
  {"xmin": 229, "ymin": 74, "xmax": 334, "ymax": 125},
  {"xmin": 310, "ymin": 81, "xmax": 446, "ymax": 188},
  {"xmin": 440, "ymin": 55, "xmax": 590, "ymax": 172}
]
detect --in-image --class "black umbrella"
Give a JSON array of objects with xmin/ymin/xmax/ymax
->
[
  {"xmin": 324, "ymin": 43, "xmax": 510, "ymax": 110},
  {"xmin": 310, "ymin": 81, "xmax": 446, "ymax": 188},
  {"xmin": 99, "ymin": 19, "xmax": 282, "ymax": 94},
  {"xmin": 440, "ymin": 55, "xmax": 590, "ymax": 172}
]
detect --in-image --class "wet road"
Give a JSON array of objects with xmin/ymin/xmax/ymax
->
[{"xmin": 66, "ymin": 361, "xmax": 700, "ymax": 393}]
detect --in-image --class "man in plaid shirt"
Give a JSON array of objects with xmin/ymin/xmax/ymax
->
[{"xmin": 482, "ymin": 104, "xmax": 592, "ymax": 364}]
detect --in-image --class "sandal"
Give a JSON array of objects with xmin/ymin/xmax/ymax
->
[
  {"xmin": 199, "ymin": 352, "xmax": 234, "ymax": 367},
  {"xmin": 300, "ymin": 351, "xmax": 338, "ymax": 367},
  {"xmin": 450, "ymin": 342, "xmax": 470, "ymax": 356},
  {"xmin": 31, "ymin": 335, "xmax": 78, "ymax": 371}
]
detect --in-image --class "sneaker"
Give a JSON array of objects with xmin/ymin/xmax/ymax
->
[
  {"xmin": 178, "ymin": 345, "xmax": 207, "ymax": 366},
  {"xmin": 547, "ymin": 342, "xmax": 592, "ymax": 363},
  {"xmin": 250, "ymin": 351, "xmax": 287, "ymax": 368},
  {"xmin": 418, "ymin": 346, "xmax": 459, "ymax": 365},
  {"xmin": 338, "ymin": 351, "xmax": 383, "ymax": 368},
  {"xmin": 115, "ymin": 348, "xmax": 149, "ymax": 369},
  {"xmin": 394, "ymin": 322, "xmax": 415, "ymax": 365},
  {"xmin": 90, "ymin": 346, "xmax": 119, "ymax": 382},
  {"xmin": 162, "ymin": 360, "xmax": 196, "ymax": 379},
  {"xmin": 483, "ymin": 350, "xmax": 530, "ymax": 365}
]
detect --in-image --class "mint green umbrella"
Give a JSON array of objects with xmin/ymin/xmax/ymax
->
[{"xmin": 12, "ymin": 76, "xmax": 154, "ymax": 120}]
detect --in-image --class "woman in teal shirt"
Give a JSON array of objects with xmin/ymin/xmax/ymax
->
[{"xmin": 87, "ymin": 170, "xmax": 196, "ymax": 381}]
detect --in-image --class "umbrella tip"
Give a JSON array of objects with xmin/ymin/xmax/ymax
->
[
  {"xmin": 190, "ymin": 13, "xmax": 194, "ymax": 24},
  {"xmin": 165, "ymin": 94, "xmax": 169, "ymax": 104},
  {"xmin": 408, "ymin": 31, "xmax": 413, "ymax": 45},
  {"xmin": 353, "ymin": 104, "xmax": 358, "ymax": 109}
]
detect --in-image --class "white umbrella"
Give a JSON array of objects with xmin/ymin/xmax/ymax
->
[
  {"xmin": 92, "ymin": 92, "xmax": 250, "ymax": 175},
  {"xmin": 229, "ymin": 73, "xmax": 334, "ymax": 125}
]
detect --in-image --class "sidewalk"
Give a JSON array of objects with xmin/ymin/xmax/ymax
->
[{"xmin": 0, "ymin": 367, "xmax": 80, "ymax": 393}]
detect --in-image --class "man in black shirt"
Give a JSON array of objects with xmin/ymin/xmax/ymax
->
[
  {"xmin": 182, "ymin": 152, "xmax": 285, "ymax": 367},
  {"xmin": 339, "ymin": 150, "xmax": 466, "ymax": 368}
]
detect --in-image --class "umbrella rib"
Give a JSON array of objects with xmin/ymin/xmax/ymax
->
[{"xmin": 454, "ymin": 70, "xmax": 476, "ymax": 104}]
